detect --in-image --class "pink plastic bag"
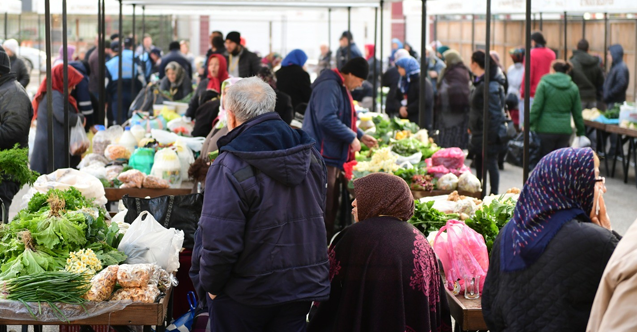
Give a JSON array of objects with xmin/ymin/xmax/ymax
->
[
  {"xmin": 450, "ymin": 165, "xmax": 472, "ymax": 177},
  {"xmin": 424, "ymin": 158, "xmax": 433, "ymax": 168},
  {"xmin": 433, "ymin": 220, "xmax": 489, "ymax": 293},
  {"xmin": 428, "ymin": 165, "xmax": 450, "ymax": 178},
  {"xmin": 432, "ymin": 148, "xmax": 465, "ymax": 170}
]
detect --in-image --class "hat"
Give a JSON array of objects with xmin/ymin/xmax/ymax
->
[
  {"xmin": 110, "ymin": 40, "xmax": 120, "ymax": 52},
  {"xmin": 226, "ymin": 31, "xmax": 241, "ymax": 44},
  {"xmin": 340, "ymin": 31, "xmax": 353, "ymax": 41},
  {"xmin": 0, "ymin": 46, "xmax": 10, "ymax": 74},
  {"xmin": 110, "ymin": 33, "xmax": 120, "ymax": 41},
  {"xmin": 531, "ymin": 32, "xmax": 547, "ymax": 46},
  {"xmin": 2, "ymin": 39, "xmax": 18, "ymax": 55},
  {"xmin": 150, "ymin": 47, "xmax": 162, "ymax": 57},
  {"xmin": 340, "ymin": 57, "xmax": 369, "ymax": 80}
]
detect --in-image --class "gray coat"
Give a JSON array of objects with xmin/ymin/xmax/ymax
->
[
  {"xmin": 30, "ymin": 90, "xmax": 84, "ymax": 174},
  {"xmin": 9, "ymin": 55, "xmax": 30, "ymax": 88}
]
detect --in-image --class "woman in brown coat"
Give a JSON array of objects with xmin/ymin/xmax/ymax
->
[{"xmin": 435, "ymin": 49, "xmax": 471, "ymax": 149}]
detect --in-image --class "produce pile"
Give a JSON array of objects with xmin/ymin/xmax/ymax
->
[{"xmin": 0, "ymin": 145, "xmax": 40, "ymax": 187}]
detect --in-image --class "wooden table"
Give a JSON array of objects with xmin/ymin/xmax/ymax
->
[
  {"xmin": 348, "ymin": 187, "xmax": 482, "ymax": 200},
  {"xmin": 0, "ymin": 288, "xmax": 173, "ymax": 332},
  {"xmin": 445, "ymin": 288, "xmax": 487, "ymax": 332}
]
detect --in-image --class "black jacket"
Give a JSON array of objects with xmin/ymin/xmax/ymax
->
[
  {"xmin": 395, "ymin": 74, "xmax": 434, "ymax": 125},
  {"xmin": 382, "ymin": 67, "xmax": 402, "ymax": 117},
  {"xmin": 230, "ymin": 48, "xmax": 261, "ymax": 78},
  {"xmin": 570, "ymin": 50, "xmax": 605, "ymax": 102},
  {"xmin": 9, "ymin": 55, "xmax": 30, "ymax": 88},
  {"xmin": 158, "ymin": 51, "xmax": 193, "ymax": 80},
  {"xmin": 469, "ymin": 71, "xmax": 507, "ymax": 156},
  {"xmin": 274, "ymin": 90, "xmax": 294, "ymax": 125},
  {"xmin": 603, "ymin": 45, "xmax": 630, "ymax": 105},
  {"xmin": 483, "ymin": 218, "xmax": 620, "ymax": 332},
  {"xmin": 186, "ymin": 79, "xmax": 209, "ymax": 119},
  {"xmin": 275, "ymin": 65, "xmax": 312, "ymax": 112}
]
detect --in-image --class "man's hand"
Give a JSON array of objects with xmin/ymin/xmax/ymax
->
[
  {"xmin": 208, "ymin": 293, "xmax": 217, "ymax": 300},
  {"xmin": 399, "ymin": 106, "xmax": 408, "ymax": 118},
  {"xmin": 83, "ymin": 117, "xmax": 87, "ymax": 127},
  {"xmin": 350, "ymin": 137, "xmax": 361, "ymax": 153},
  {"xmin": 428, "ymin": 70, "xmax": 438, "ymax": 79},
  {"xmin": 361, "ymin": 135, "xmax": 378, "ymax": 148}
]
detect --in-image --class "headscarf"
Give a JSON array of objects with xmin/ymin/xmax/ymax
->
[
  {"xmin": 490, "ymin": 50, "xmax": 505, "ymax": 72},
  {"xmin": 32, "ymin": 64, "xmax": 84, "ymax": 120},
  {"xmin": 353, "ymin": 173, "xmax": 415, "ymax": 222},
  {"xmin": 261, "ymin": 52, "xmax": 282, "ymax": 68},
  {"xmin": 437, "ymin": 46, "xmax": 450, "ymax": 60},
  {"xmin": 2, "ymin": 39, "xmax": 19, "ymax": 56},
  {"xmin": 438, "ymin": 49, "xmax": 463, "ymax": 83},
  {"xmin": 365, "ymin": 44, "xmax": 375, "ymax": 61},
  {"xmin": 390, "ymin": 38, "xmax": 404, "ymax": 62},
  {"xmin": 396, "ymin": 57, "xmax": 420, "ymax": 94},
  {"xmin": 394, "ymin": 49, "xmax": 410, "ymax": 62},
  {"xmin": 500, "ymin": 148, "xmax": 596, "ymax": 272},
  {"xmin": 509, "ymin": 48, "xmax": 525, "ymax": 64},
  {"xmin": 164, "ymin": 61, "xmax": 186, "ymax": 95},
  {"xmin": 216, "ymin": 77, "xmax": 243, "ymax": 129},
  {"xmin": 206, "ymin": 54, "xmax": 229, "ymax": 92},
  {"xmin": 257, "ymin": 66, "xmax": 277, "ymax": 89},
  {"xmin": 281, "ymin": 49, "xmax": 308, "ymax": 67},
  {"xmin": 54, "ymin": 45, "xmax": 76, "ymax": 65}
]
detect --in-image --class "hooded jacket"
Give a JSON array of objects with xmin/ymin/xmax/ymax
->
[
  {"xmin": 469, "ymin": 70, "xmax": 507, "ymax": 156},
  {"xmin": 530, "ymin": 72, "xmax": 585, "ymax": 136},
  {"xmin": 8, "ymin": 55, "xmax": 30, "ymax": 88},
  {"xmin": 197, "ymin": 112, "xmax": 330, "ymax": 306},
  {"xmin": 603, "ymin": 45, "xmax": 630, "ymax": 105},
  {"xmin": 302, "ymin": 69, "xmax": 364, "ymax": 169},
  {"xmin": 570, "ymin": 50, "xmax": 605, "ymax": 102}
]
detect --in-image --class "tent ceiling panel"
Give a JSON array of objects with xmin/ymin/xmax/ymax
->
[
  {"xmin": 4, "ymin": 0, "xmax": 23, "ymax": 14},
  {"xmin": 121, "ymin": 0, "xmax": 401, "ymax": 8}
]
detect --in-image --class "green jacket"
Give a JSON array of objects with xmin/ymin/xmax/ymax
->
[{"xmin": 530, "ymin": 72, "xmax": 585, "ymax": 136}]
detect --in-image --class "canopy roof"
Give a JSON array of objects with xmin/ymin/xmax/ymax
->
[
  {"xmin": 120, "ymin": 0, "xmax": 400, "ymax": 8},
  {"xmin": 426, "ymin": 0, "xmax": 637, "ymax": 15}
]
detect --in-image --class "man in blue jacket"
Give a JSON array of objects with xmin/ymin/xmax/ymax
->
[
  {"xmin": 105, "ymin": 38, "xmax": 144, "ymax": 125},
  {"xmin": 603, "ymin": 44, "xmax": 629, "ymax": 108},
  {"xmin": 196, "ymin": 77, "xmax": 330, "ymax": 331},
  {"xmin": 303, "ymin": 57, "xmax": 377, "ymax": 240}
]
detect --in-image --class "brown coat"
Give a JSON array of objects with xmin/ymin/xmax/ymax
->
[{"xmin": 587, "ymin": 219, "xmax": 637, "ymax": 332}]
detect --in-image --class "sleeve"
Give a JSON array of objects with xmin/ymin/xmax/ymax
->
[
  {"xmin": 74, "ymin": 79, "xmax": 94, "ymax": 119},
  {"xmin": 529, "ymin": 80, "xmax": 545, "ymax": 129},
  {"xmin": 188, "ymin": 228, "xmax": 207, "ymax": 304},
  {"xmin": 18, "ymin": 61, "xmax": 30, "ymax": 87},
  {"xmin": 301, "ymin": 71, "xmax": 313, "ymax": 104},
  {"xmin": 406, "ymin": 80, "xmax": 420, "ymax": 118},
  {"xmin": 0, "ymin": 91, "xmax": 31, "ymax": 150},
  {"xmin": 571, "ymin": 88, "xmax": 585, "ymax": 136},
  {"xmin": 608, "ymin": 68, "xmax": 630, "ymax": 98},
  {"xmin": 198, "ymin": 161, "xmax": 248, "ymax": 295},
  {"xmin": 51, "ymin": 93, "xmax": 82, "ymax": 128},
  {"xmin": 250, "ymin": 53, "xmax": 262, "ymax": 77},
  {"xmin": 159, "ymin": 77, "xmax": 170, "ymax": 92},
  {"xmin": 186, "ymin": 81, "xmax": 206, "ymax": 119},
  {"xmin": 314, "ymin": 85, "xmax": 356, "ymax": 144},
  {"xmin": 595, "ymin": 67, "xmax": 605, "ymax": 101},
  {"xmin": 158, "ymin": 60, "xmax": 166, "ymax": 79}
]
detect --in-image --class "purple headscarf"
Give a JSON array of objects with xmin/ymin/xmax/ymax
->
[
  {"xmin": 54, "ymin": 45, "xmax": 76, "ymax": 64},
  {"xmin": 500, "ymin": 148, "xmax": 596, "ymax": 272}
]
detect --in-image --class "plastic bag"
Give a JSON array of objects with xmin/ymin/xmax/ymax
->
[
  {"xmin": 22, "ymin": 168, "xmax": 107, "ymax": 208},
  {"xmin": 174, "ymin": 140, "xmax": 195, "ymax": 179},
  {"xmin": 77, "ymin": 153, "xmax": 110, "ymax": 169},
  {"xmin": 84, "ymin": 265, "xmax": 119, "ymax": 302},
  {"xmin": 106, "ymin": 125, "xmax": 124, "ymax": 144},
  {"xmin": 92, "ymin": 130, "xmax": 111, "ymax": 156},
  {"xmin": 143, "ymin": 175, "xmax": 170, "ymax": 189},
  {"xmin": 432, "ymin": 148, "xmax": 465, "ymax": 170},
  {"xmin": 104, "ymin": 144, "xmax": 132, "ymax": 161},
  {"xmin": 166, "ymin": 292, "xmax": 197, "ymax": 332},
  {"xmin": 506, "ymin": 132, "xmax": 541, "ymax": 169},
  {"xmin": 428, "ymin": 165, "xmax": 450, "ymax": 179},
  {"xmin": 70, "ymin": 118, "xmax": 90, "ymax": 156},
  {"xmin": 450, "ymin": 165, "xmax": 472, "ymax": 177},
  {"xmin": 571, "ymin": 135, "xmax": 591, "ymax": 148},
  {"xmin": 79, "ymin": 163, "xmax": 107, "ymax": 180},
  {"xmin": 438, "ymin": 173, "xmax": 459, "ymax": 191},
  {"xmin": 105, "ymin": 165, "xmax": 124, "ymax": 181},
  {"xmin": 458, "ymin": 172, "xmax": 482, "ymax": 193},
  {"xmin": 167, "ymin": 118, "xmax": 194, "ymax": 136},
  {"xmin": 111, "ymin": 285, "xmax": 160, "ymax": 303},
  {"xmin": 117, "ymin": 264, "xmax": 154, "ymax": 287},
  {"xmin": 433, "ymin": 220, "xmax": 489, "ymax": 293},
  {"xmin": 117, "ymin": 211, "xmax": 184, "ymax": 272},
  {"xmin": 118, "ymin": 169, "xmax": 145, "ymax": 189},
  {"xmin": 130, "ymin": 148, "xmax": 155, "ymax": 174},
  {"xmin": 28, "ymin": 125, "xmax": 36, "ymax": 159},
  {"xmin": 151, "ymin": 129, "xmax": 179, "ymax": 145},
  {"xmin": 150, "ymin": 148, "xmax": 182, "ymax": 187}
]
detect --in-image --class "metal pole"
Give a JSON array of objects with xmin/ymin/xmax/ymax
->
[
  {"xmin": 471, "ymin": 14, "xmax": 475, "ymax": 50},
  {"xmin": 419, "ymin": 0, "xmax": 429, "ymax": 129},
  {"xmin": 132, "ymin": 4, "xmax": 136, "ymax": 98},
  {"xmin": 533, "ymin": 13, "xmax": 537, "ymax": 30},
  {"xmin": 328, "ymin": 8, "xmax": 331, "ymax": 51},
  {"xmin": 492, "ymin": 14, "xmax": 496, "ymax": 46},
  {"xmin": 523, "ymin": 0, "xmax": 532, "ymax": 183},
  {"xmin": 117, "ymin": 0, "xmax": 123, "ymax": 124},
  {"xmin": 18, "ymin": 14, "xmax": 21, "ymax": 48},
  {"xmin": 634, "ymin": 21, "xmax": 637, "ymax": 101},
  {"xmin": 604, "ymin": 13, "xmax": 608, "ymax": 73},
  {"xmin": 99, "ymin": 0, "xmax": 106, "ymax": 126},
  {"xmin": 45, "ymin": 0, "xmax": 54, "ymax": 173},
  {"xmin": 373, "ymin": 6, "xmax": 378, "ymax": 113},
  {"xmin": 379, "ymin": 0, "xmax": 384, "ymax": 113},
  {"xmin": 3, "ymin": 13, "xmax": 7, "ymax": 40},
  {"xmin": 433, "ymin": 15, "xmax": 437, "ymax": 42},
  {"xmin": 38, "ymin": 14, "xmax": 42, "ymax": 82},
  {"xmin": 63, "ymin": 0, "xmax": 70, "ymax": 168},
  {"xmin": 539, "ymin": 12, "xmax": 543, "ymax": 30},
  {"xmin": 347, "ymin": 7, "xmax": 352, "ymax": 63},
  {"xmin": 482, "ymin": 0, "xmax": 492, "ymax": 197},
  {"xmin": 142, "ymin": 6, "xmax": 146, "ymax": 41},
  {"xmin": 269, "ymin": 21, "xmax": 273, "ymax": 54},
  {"xmin": 582, "ymin": 16, "xmax": 586, "ymax": 38},
  {"xmin": 563, "ymin": 11, "xmax": 568, "ymax": 60}
]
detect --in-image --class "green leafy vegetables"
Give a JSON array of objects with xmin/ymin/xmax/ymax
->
[
  {"xmin": 0, "ymin": 144, "xmax": 40, "ymax": 187},
  {"xmin": 465, "ymin": 197, "xmax": 517, "ymax": 252},
  {"xmin": 408, "ymin": 200, "xmax": 458, "ymax": 237}
]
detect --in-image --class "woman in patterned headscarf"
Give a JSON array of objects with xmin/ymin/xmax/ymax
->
[
  {"xmin": 160, "ymin": 61, "xmax": 194, "ymax": 101},
  {"xmin": 483, "ymin": 148, "xmax": 620, "ymax": 332},
  {"xmin": 308, "ymin": 173, "xmax": 452, "ymax": 332}
]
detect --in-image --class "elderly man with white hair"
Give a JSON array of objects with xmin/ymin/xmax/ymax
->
[
  {"xmin": 2, "ymin": 39, "xmax": 29, "ymax": 88},
  {"xmin": 192, "ymin": 77, "xmax": 330, "ymax": 331}
]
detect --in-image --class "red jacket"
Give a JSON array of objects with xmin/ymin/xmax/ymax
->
[{"xmin": 520, "ymin": 47, "xmax": 556, "ymax": 98}]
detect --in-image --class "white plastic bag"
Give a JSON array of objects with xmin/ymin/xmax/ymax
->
[
  {"xmin": 21, "ymin": 168, "xmax": 107, "ymax": 208},
  {"xmin": 117, "ymin": 211, "xmax": 184, "ymax": 272},
  {"xmin": 174, "ymin": 140, "xmax": 195, "ymax": 178},
  {"xmin": 571, "ymin": 135, "xmax": 591, "ymax": 148},
  {"xmin": 151, "ymin": 129, "xmax": 179, "ymax": 145},
  {"xmin": 438, "ymin": 173, "xmax": 459, "ymax": 191},
  {"xmin": 79, "ymin": 163, "xmax": 107, "ymax": 180},
  {"xmin": 150, "ymin": 148, "xmax": 182, "ymax": 187},
  {"xmin": 70, "ymin": 118, "xmax": 90, "ymax": 156},
  {"xmin": 167, "ymin": 117, "xmax": 194, "ymax": 136},
  {"xmin": 28, "ymin": 125, "xmax": 36, "ymax": 160}
]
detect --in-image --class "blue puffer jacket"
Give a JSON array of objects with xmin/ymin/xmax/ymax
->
[
  {"xmin": 197, "ymin": 112, "xmax": 330, "ymax": 306},
  {"xmin": 603, "ymin": 44, "xmax": 630, "ymax": 105},
  {"xmin": 303, "ymin": 69, "xmax": 363, "ymax": 170}
]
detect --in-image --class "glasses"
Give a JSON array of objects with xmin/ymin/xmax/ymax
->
[{"xmin": 595, "ymin": 177, "xmax": 605, "ymax": 185}]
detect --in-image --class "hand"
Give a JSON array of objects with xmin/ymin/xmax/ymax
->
[
  {"xmin": 361, "ymin": 135, "xmax": 378, "ymax": 148},
  {"xmin": 590, "ymin": 183, "xmax": 611, "ymax": 230},
  {"xmin": 208, "ymin": 293, "xmax": 217, "ymax": 300},
  {"xmin": 429, "ymin": 71, "xmax": 438, "ymax": 79},
  {"xmin": 83, "ymin": 117, "xmax": 87, "ymax": 127},
  {"xmin": 90, "ymin": 125, "xmax": 98, "ymax": 134},
  {"xmin": 399, "ymin": 107, "xmax": 408, "ymax": 118},
  {"xmin": 350, "ymin": 137, "xmax": 361, "ymax": 153}
]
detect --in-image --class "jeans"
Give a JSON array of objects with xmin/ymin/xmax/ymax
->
[
  {"xmin": 474, "ymin": 154, "xmax": 500, "ymax": 195},
  {"xmin": 538, "ymin": 133, "xmax": 572, "ymax": 160},
  {"xmin": 208, "ymin": 294, "xmax": 311, "ymax": 332}
]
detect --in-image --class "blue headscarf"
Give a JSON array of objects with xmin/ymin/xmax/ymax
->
[
  {"xmin": 500, "ymin": 148, "xmax": 596, "ymax": 272},
  {"xmin": 282, "ymin": 49, "xmax": 308, "ymax": 67},
  {"xmin": 390, "ymin": 38, "xmax": 404, "ymax": 62},
  {"xmin": 396, "ymin": 57, "xmax": 420, "ymax": 94}
]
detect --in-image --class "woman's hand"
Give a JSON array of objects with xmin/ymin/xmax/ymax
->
[
  {"xmin": 590, "ymin": 182, "xmax": 612, "ymax": 230},
  {"xmin": 208, "ymin": 293, "xmax": 217, "ymax": 300},
  {"xmin": 399, "ymin": 107, "xmax": 408, "ymax": 118}
]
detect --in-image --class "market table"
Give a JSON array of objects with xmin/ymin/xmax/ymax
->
[
  {"xmin": 445, "ymin": 288, "xmax": 487, "ymax": 332},
  {"xmin": 584, "ymin": 120, "xmax": 610, "ymax": 174},
  {"xmin": 604, "ymin": 125, "xmax": 637, "ymax": 187},
  {"xmin": 0, "ymin": 288, "xmax": 173, "ymax": 332},
  {"xmin": 105, "ymin": 187, "xmax": 193, "ymax": 202}
]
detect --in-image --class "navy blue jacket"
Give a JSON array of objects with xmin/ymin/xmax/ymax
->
[
  {"xmin": 69, "ymin": 61, "xmax": 95, "ymax": 128},
  {"xmin": 302, "ymin": 69, "xmax": 363, "ymax": 169},
  {"xmin": 197, "ymin": 112, "xmax": 330, "ymax": 306},
  {"xmin": 158, "ymin": 50, "xmax": 193, "ymax": 80},
  {"xmin": 603, "ymin": 45, "xmax": 630, "ymax": 105},
  {"xmin": 106, "ymin": 50, "xmax": 143, "ymax": 125}
]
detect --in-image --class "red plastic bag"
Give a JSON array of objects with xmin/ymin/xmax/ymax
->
[
  {"xmin": 432, "ymin": 148, "xmax": 465, "ymax": 170},
  {"xmin": 433, "ymin": 220, "xmax": 489, "ymax": 293},
  {"xmin": 428, "ymin": 165, "xmax": 450, "ymax": 178}
]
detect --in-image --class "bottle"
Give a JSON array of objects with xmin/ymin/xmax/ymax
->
[
  {"xmin": 120, "ymin": 127, "xmax": 138, "ymax": 154},
  {"xmin": 358, "ymin": 114, "xmax": 375, "ymax": 131},
  {"xmin": 92, "ymin": 125, "xmax": 111, "ymax": 156},
  {"xmin": 130, "ymin": 125, "xmax": 146, "ymax": 145}
]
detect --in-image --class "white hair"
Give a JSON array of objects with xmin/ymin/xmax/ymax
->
[{"xmin": 225, "ymin": 77, "xmax": 276, "ymax": 122}]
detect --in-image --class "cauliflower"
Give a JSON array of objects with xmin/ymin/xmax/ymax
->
[{"xmin": 354, "ymin": 147, "xmax": 400, "ymax": 173}]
